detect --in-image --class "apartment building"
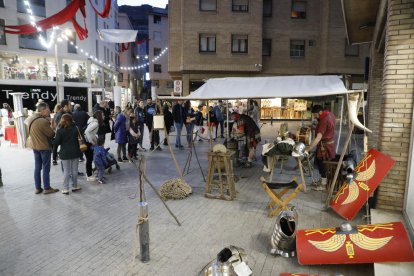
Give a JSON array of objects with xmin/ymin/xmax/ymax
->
[
  {"xmin": 148, "ymin": 7, "xmax": 171, "ymax": 96},
  {"xmin": 169, "ymin": 0, "xmax": 369, "ymax": 95},
  {"xmin": 0, "ymin": 0, "xmax": 119, "ymax": 112},
  {"xmin": 118, "ymin": 12, "xmax": 139, "ymax": 102}
]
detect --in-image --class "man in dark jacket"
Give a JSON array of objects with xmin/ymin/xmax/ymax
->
[
  {"xmin": 172, "ymin": 100, "xmax": 185, "ymax": 149},
  {"xmin": 72, "ymin": 104, "xmax": 89, "ymax": 162},
  {"xmin": 72, "ymin": 104, "xmax": 89, "ymax": 131},
  {"xmin": 134, "ymin": 100, "xmax": 146, "ymax": 150},
  {"xmin": 144, "ymin": 98, "xmax": 161, "ymax": 151}
]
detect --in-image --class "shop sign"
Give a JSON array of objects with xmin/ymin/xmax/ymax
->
[
  {"xmin": 0, "ymin": 84, "xmax": 57, "ymax": 110},
  {"xmin": 64, "ymin": 87, "xmax": 88, "ymax": 112}
]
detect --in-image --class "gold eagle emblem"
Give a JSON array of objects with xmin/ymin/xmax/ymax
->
[
  {"xmin": 341, "ymin": 160, "xmax": 376, "ymax": 205},
  {"xmin": 308, "ymin": 230, "xmax": 393, "ymax": 258}
]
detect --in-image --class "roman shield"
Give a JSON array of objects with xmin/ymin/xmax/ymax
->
[
  {"xmin": 330, "ymin": 149, "xmax": 395, "ymax": 221},
  {"xmin": 296, "ymin": 222, "xmax": 414, "ymax": 265}
]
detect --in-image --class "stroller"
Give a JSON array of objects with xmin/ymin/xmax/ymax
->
[{"xmin": 93, "ymin": 148, "xmax": 120, "ymax": 174}]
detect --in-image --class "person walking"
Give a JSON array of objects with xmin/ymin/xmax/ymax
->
[
  {"xmin": 213, "ymin": 101, "xmax": 225, "ymax": 138},
  {"xmin": 25, "ymin": 102, "xmax": 59, "ymax": 194},
  {"xmin": 84, "ymin": 110, "xmax": 103, "ymax": 181},
  {"xmin": 248, "ymin": 100, "xmax": 259, "ymax": 127},
  {"xmin": 194, "ymin": 105, "xmax": 204, "ymax": 142},
  {"xmin": 172, "ymin": 100, "xmax": 185, "ymax": 149},
  {"xmin": 1, "ymin": 103, "xmax": 13, "ymax": 136},
  {"xmin": 134, "ymin": 100, "xmax": 146, "ymax": 151},
  {"xmin": 54, "ymin": 114, "xmax": 82, "ymax": 195},
  {"xmin": 163, "ymin": 104, "xmax": 174, "ymax": 146},
  {"xmin": 183, "ymin": 100, "xmax": 195, "ymax": 147},
  {"xmin": 144, "ymin": 98, "xmax": 161, "ymax": 151},
  {"xmin": 208, "ymin": 106, "xmax": 218, "ymax": 141}
]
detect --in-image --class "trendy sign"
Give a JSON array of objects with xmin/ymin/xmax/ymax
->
[
  {"xmin": 63, "ymin": 87, "xmax": 88, "ymax": 111},
  {"xmin": 0, "ymin": 85, "xmax": 57, "ymax": 110}
]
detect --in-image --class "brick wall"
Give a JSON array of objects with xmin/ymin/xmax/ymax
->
[
  {"xmin": 367, "ymin": 49, "xmax": 384, "ymax": 149},
  {"xmin": 377, "ymin": 0, "xmax": 414, "ymax": 211}
]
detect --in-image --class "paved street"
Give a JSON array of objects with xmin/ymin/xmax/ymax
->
[{"xmin": 0, "ymin": 124, "xmax": 373, "ymax": 276}]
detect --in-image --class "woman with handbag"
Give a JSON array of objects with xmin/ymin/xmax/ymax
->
[
  {"xmin": 84, "ymin": 110, "xmax": 103, "ymax": 181},
  {"xmin": 54, "ymin": 114, "xmax": 82, "ymax": 195}
]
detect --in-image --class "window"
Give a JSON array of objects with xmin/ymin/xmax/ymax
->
[
  {"xmin": 262, "ymin": 39, "xmax": 271, "ymax": 56},
  {"xmin": 154, "ymin": 15, "xmax": 161, "ymax": 24},
  {"xmin": 154, "ymin": 64, "xmax": 162, "ymax": 73},
  {"xmin": 67, "ymin": 36, "xmax": 77, "ymax": 54},
  {"xmin": 291, "ymin": 0, "xmax": 307, "ymax": 19},
  {"xmin": 154, "ymin": 48, "xmax": 161, "ymax": 56},
  {"xmin": 200, "ymin": 0, "xmax": 216, "ymax": 11},
  {"xmin": 199, "ymin": 34, "xmax": 216, "ymax": 53},
  {"xmin": 18, "ymin": 19, "xmax": 46, "ymax": 50},
  {"xmin": 95, "ymin": 14, "xmax": 98, "ymax": 30},
  {"xmin": 118, "ymin": 72, "xmax": 123, "ymax": 82},
  {"xmin": 290, "ymin": 40, "xmax": 305, "ymax": 57},
  {"xmin": 111, "ymin": 51, "xmax": 113, "ymax": 62},
  {"xmin": 153, "ymin": 31, "xmax": 161, "ymax": 41},
  {"xmin": 0, "ymin": 19, "xmax": 6, "ymax": 45},
  {"xmin": 152, "ymin": 80, "xmax": 160, "ymax": 88},
  {"xmin": 17, "ymin": 0, "xmax": 46, "ymax": 17},
  {"xmin": 0, "ymin": 0, "xmax": 5, "ymax": 7},
  {"xmin": 263, "ymin": 0, "xmax": 272, "ymax": 17},
  {"xmin": 231, "ymin": 34, "xmax": 248, "ymax": 53},
  {"xmin": 104, "ymin": 46, "xmax": 107, "ymax": 63},
  {"xmin": 106, "ymin": 48, "xmax": 109, "ymax": 63},
  {"xmin": 232, "ymin": 0, "xmax": 248, "ymax": 12},
  {"xmin": 345, "ymin": 40, "xmax": 359, "ymax": 56},
  {"xmin": 167, "ymin": 80, "xmax": 174, "ymax": 89}
]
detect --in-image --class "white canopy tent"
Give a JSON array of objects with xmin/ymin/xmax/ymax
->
[{"xmin": 158, "ymin": 75, "xmax": 359, "ymax": 100}]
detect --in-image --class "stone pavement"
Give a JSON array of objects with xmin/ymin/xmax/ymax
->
[{"xmin": 0, "ymin": 124, "xmax": 373, "ymax": 276}]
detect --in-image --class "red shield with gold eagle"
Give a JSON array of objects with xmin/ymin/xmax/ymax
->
[
  {"xmin": 330, "ymin": 149, "xmax": 395, "ymax": 221},
  {"xmin": 296, "ymin": 222, "xmax": 414, "ymax": 265}
]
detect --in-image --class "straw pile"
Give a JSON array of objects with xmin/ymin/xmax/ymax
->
[{"xmin": 159, "ymin": 178, "xmax": 192, "ymax": 200}]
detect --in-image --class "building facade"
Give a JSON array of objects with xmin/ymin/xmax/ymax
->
[
  {"xmin": 0, "ymin": 0, "xmax": 119, "ymax": 112},
  {"xmin": 169, "ymin": 0, "xmax": 369, "ymax": 95},
  {"xmin": 118, "ymin": 12, "xmax": 139, "ymax": 104},
  {"xmin": 148, "ymin": 7, "xmax": 172, "ymax": 96},
  {"xmin": 342, "ymin": 0, "xmax": 414, "ymax": 234}
]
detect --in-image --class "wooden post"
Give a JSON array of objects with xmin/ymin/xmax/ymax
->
[{"xmin": 138, "ymin": 201, "xmax": 150, "ymax": 262}]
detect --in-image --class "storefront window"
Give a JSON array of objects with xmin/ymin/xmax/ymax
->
[
  {"xmin": 62, "ymin": 59, "xmax": 87, "ymax": 82},
  {"xmin": 91, "ymin": 63, "xmax": 103, "ymax": 86},
  {"xmin": 0, "ymin": 53, "xmax": 56, "ymax": 81}
]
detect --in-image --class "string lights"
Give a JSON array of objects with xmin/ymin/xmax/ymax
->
[
  {"xmin": 21, "ymin": 0, "xmax": 166, "ymax": 71},
  {"xmin": 120, "ymin": 47, "xmax": 168, "ymax": 71}
]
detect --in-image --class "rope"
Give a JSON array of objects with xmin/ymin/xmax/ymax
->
[{"xmin": 137, "ymin": 215, "xmax": 149, "ymax": 225}]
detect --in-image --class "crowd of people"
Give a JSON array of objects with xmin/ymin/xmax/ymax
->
[{"xmin": 21, "ymin": 97, "xmax": 263, "ymax": 195}]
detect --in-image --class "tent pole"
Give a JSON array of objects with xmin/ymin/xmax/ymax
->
[
  {"xmin": 226, "ymin": 100, "xmax": 229, "ymax": 138},
  {"xmin": 336, "ymin": 96, "xmax": 344, "ymax": 154},
  {"xmin": 208, "ymin": 100, "xmax": 213, "ymax": 150}
]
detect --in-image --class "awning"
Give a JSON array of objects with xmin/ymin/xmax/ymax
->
[{"xmin": 159, "ymin": 75, "xmax": 359, "ymax": 100}]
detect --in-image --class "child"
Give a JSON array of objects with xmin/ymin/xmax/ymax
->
[
  {"xmin": 128, "ymin": 115, "xmax": 140, "ymax": 160},
  {"xmin": 93, "ymin": 137, "xmax": 108, "ymax": 184}
]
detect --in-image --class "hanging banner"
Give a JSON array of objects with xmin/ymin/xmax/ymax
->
[
  {"xmin": 330, "ymin": 149, "xmax": 395, "ymax": 221},
  {"xmin": 0, "ymin": 85, "xmax": 57, "ymax": 111},
  {"xmin": 98, "ymin": 29, "xmax": 138, "ymax": 43}
]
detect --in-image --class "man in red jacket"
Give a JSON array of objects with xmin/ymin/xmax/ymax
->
[{"xmin": 305, "ymin": 105, "xmax": 336, "ymax": 191}]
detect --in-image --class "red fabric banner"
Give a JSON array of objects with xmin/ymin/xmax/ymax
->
[
  {"xmin": 297, "ymin": 222, "xmax": 414, "ymax": 265},
  {"xmin": 120, "ymin": 42, "xmax": 130, "ymax": 52},
  {"xmin": 5, "ymin": 0, "xmax": 88, "ymax": 40},
  {"xmin": 88, "ymin": 0, "xmax": 112, "ymax": 18}
]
